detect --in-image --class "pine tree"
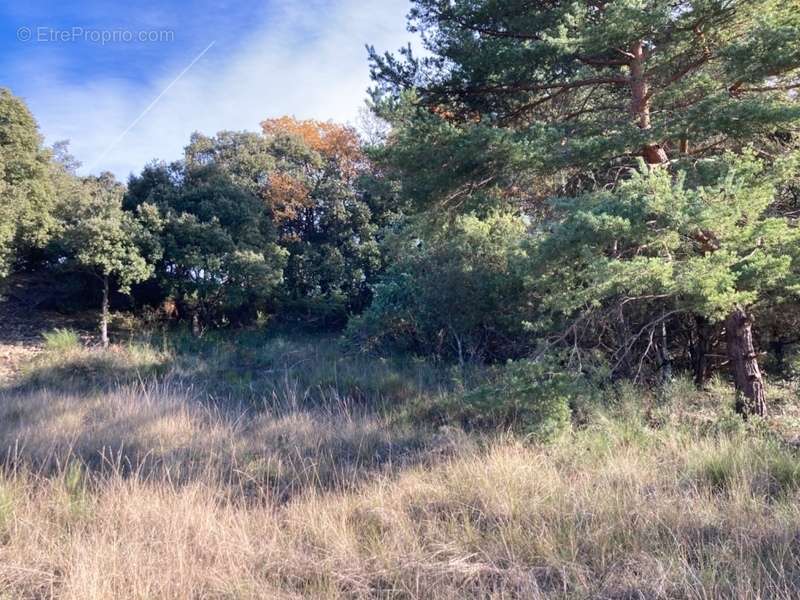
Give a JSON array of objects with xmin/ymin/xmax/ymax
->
[
  {"xmin": 369, "ymin": 0, "xmax": 800, "ymax": 413},
  {"xmin": 526, "ymin": 154, "xmax": 799, "ymax": 414},
  {"xmin": 370, "ymin": 0, "xmax": 800, "ymax": 172}
]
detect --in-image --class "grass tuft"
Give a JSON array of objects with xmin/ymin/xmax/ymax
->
[{"xmin": 41, "ymin": 328, "xmax": 81, "ymax": 352}]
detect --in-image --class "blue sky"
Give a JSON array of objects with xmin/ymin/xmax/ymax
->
[{"xmin": 0, "ymin": 0, "xmax": 413, "ymax": 179}]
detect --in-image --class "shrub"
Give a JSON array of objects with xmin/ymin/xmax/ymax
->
[
  {"xmin": 348, "ymin": 211, "xmax": 533, "ymax": 361},
  {"xmin": 411, "ymin": 358, "xmax": 585, "ymax": 441},
  {"xmin": 42, "ymin": 328, "xmax": 80, "ymax": 352},
  {"xmin": 789, "ymin": 349, "xmax": 800, "ymax": 382}
]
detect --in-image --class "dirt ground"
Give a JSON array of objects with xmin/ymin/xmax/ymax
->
[
  {"xmin": 0, "ymin": 277, "xmax": 96, "ymax": 384},
  {"xmin": 0, "ymin": 295, "xmax": 45, "ymax": 383}
]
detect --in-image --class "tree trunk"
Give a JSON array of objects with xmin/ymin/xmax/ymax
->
[
  {"xmin": 658, "ymin": 320, "xmax": 672, "ymax": 385},
  {"xmin": 615, "ymin": 305, "xmax": 634, "ymax": 379},
  {"xmin": 100, "ymin": 275, "xmax": 110, "ymax": 348},
  {"xmin": 725, "ymin": 305, "xmax": 767, "ymax": 417},
  {"xmin": 629, "ymin": 41, "xmax": 668, "ymax": 166},
  {"xmin": 769, "ymin": 335, "xmax": 788, "ymax": 377},
  {"xmin": 693, "ymin": 315, "xmax": 711, "ymax": 389},
  {"xmin": 191, "ymin": 312, "xmax": 201, "ymax": 338}
]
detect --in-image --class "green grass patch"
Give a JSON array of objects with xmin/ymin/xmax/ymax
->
[{"xmin": 42, "ymin": 328, "xmax": 81, "ymax": 352}]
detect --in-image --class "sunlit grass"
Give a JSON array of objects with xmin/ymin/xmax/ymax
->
[
  {"xmin": 0, "ymin": 337, "xmax": 799, "ymax": 598},
  {"xmin": 41, "ymin": 328, "xmax": 81, "ymax": 352}
]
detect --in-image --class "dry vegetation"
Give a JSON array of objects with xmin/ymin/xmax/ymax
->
[{"xmin": 0, "ymin": 332, "xmax": 799, "ymax": 599}]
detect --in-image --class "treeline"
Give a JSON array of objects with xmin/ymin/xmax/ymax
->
[
  {"xmin": 2, "ymin": 0, "xmax": 800, "ymax": 418},
  {"xmin": 1, "ymin": 96, "xmax": 397, "ymax": 340}
]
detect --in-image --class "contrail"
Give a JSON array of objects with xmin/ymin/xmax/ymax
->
[{"xmin": 87, "ymin": 40, "xmax": 216, "ymax": 173}]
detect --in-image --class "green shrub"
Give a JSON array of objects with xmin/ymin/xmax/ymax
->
[
  {"xmin": 707, "ymin": 408, "xmax": 747, "ymax": 437},
  {"xmin": 42, "ymin": 328, "xmax": 81, "ymax": 352},
  {"xmin": 789, "ymin": 350, "xmax": 800, "ymax": 384},
  {"xmin": 411, "ymin": 358, "xmax": 585, "ymax": 441},
  {"xmin": 465, "ymin": 360, "xmax": 579, "ymax": 440},
  {"xmin": 348, "ymin": 211, "xmax": 533, "ymax": 361}
]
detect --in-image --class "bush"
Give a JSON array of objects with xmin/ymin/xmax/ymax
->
[
  {"xmin": 42, "ymin": 328, "xmax": 80, "ymax": 352},
  {"xmin": 348, "ymin": 211, "xmax": 533, "ymax": 361},
  {"xmin": 789, "ymin": 349, "xmax": 800, "ymax": 382},
  {"xmin": 409, "ymin": 358, "xmax": 585, "ymax": 441}
]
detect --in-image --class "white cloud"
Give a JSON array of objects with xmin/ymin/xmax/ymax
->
[{"xmin": 17, "ymin": 0, "xmax": 415, "ymax": 180}]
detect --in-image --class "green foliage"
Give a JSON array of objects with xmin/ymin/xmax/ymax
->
[
  {"xmin": 368, "ymin": 96, "xmax": 546, "ymax": 211},
  {"xmin": 426, "ymin": 358, "xmax": 578, "ymax": 440},
  {"xmin": 2, "ymin": 0, "xmax": 799, "ymax": 427},
  {"xmin": 371, "ymin": 0, "xmax": 800, "ymax": 183},
  {"xmin": 0, "ymin": 88, "xmax": 56, "ymax": 276},
  {"xmin": 260, "ymin": 120, "xmax": 384, "ymax": 323},
  {"xmin": 529, "ymin": 155, "xmax": 800, "ymax": 325},
  {"xmin": 57, "ymin": 173, "xmax": 162, "ymax": 294},
  {"xmin": 126, "ymin": 122, "xmax": 390, "ymax": 327},
  {"xmin": 42, "ymin": 328, "xmax": 81, "ymax": 352},
  {"xmin": 364, "ymin": 0, "xmax": 800, "ymax": 395},
  {"xmin": 127, "ymin": 162, "xmax": 287, "ymax": 326},
  {"xmin": 348, "ymin": 211, "xmax": 532, "ymax": 360},
  {"xmin": 790, "ymin": 351, "xmax": 800, "ymax": 383},
  {"xmin": 184, "ymin": 131, "xmax": 276, "ymax": 194}
]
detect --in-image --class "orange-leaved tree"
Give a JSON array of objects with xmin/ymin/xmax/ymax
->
[{"xmin": 259, "ymin": 117, "xmax": 384, "ymax": 323}]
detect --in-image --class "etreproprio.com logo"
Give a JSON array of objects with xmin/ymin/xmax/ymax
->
[{"xmin": 17, "ymin": 27, "xmax": 175, "ymax": 45}]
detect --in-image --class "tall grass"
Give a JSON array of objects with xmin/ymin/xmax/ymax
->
[
  {"xmin": 0, "ymin": 337, "xmax": 799, "ymax": 598},
  {"xmin": 41, "ymin": 328, "xmax": 81, "ymax": 352}
]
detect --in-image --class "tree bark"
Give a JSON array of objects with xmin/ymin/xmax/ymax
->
[
  {"xmin": 100, "ymin": 275, "xmax": 110, "ymax": 349},
  {"xmin": 629, "ymin": 41, "xmax": 668, "ymax": 166},
  {"xmin": 191, "ymin": 312, "xmax": 202, "ymax": 338},
  {"xmin": 725, "ymin": 305, "xmax": 767, "ymax": 417},
  {"xmin": 615, "ymin": 305, "xmax": 634, "ymax": 379},
  {"xmin": 692, "ymin": 315, "xmax": 711, "ymax": 389},
  {"xmin": 658, "ymin": 320, "xmax": 673, "ymax": 384}
]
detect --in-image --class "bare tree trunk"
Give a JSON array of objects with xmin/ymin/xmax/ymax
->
[
  {"xmin": 693, "ymin": 315, "xmax": 711, "ymax": 389},
  {"xmin": 629, "ymin": 41, "xmax": 668, "ymax": 166},
  {"xmin": 191, "ymin": 312, "xmax": 201, "ymax": 338},
  {"xmin": 658, "ymin": 320, "xmax": 672, "ymax": 385},
  {"xmin": 615, "ymin": 305, "xmax": 634, "ymax": 379},
  {"xmin": 725, "ymin": 305, "xmax": 767, "ymax": 417},
  {"xmin": 100, "ymin": 275, "xmax": 110, "ymax": 348}
]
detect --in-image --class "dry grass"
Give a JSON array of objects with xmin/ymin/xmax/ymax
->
[{"xmin": 0, "ymin": 342, "xmax": 799, "ymax": 599}]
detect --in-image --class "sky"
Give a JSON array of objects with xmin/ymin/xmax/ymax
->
[{"xmin": 0, "ymin": 0, "xmax": 415, "ymax": 180}]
